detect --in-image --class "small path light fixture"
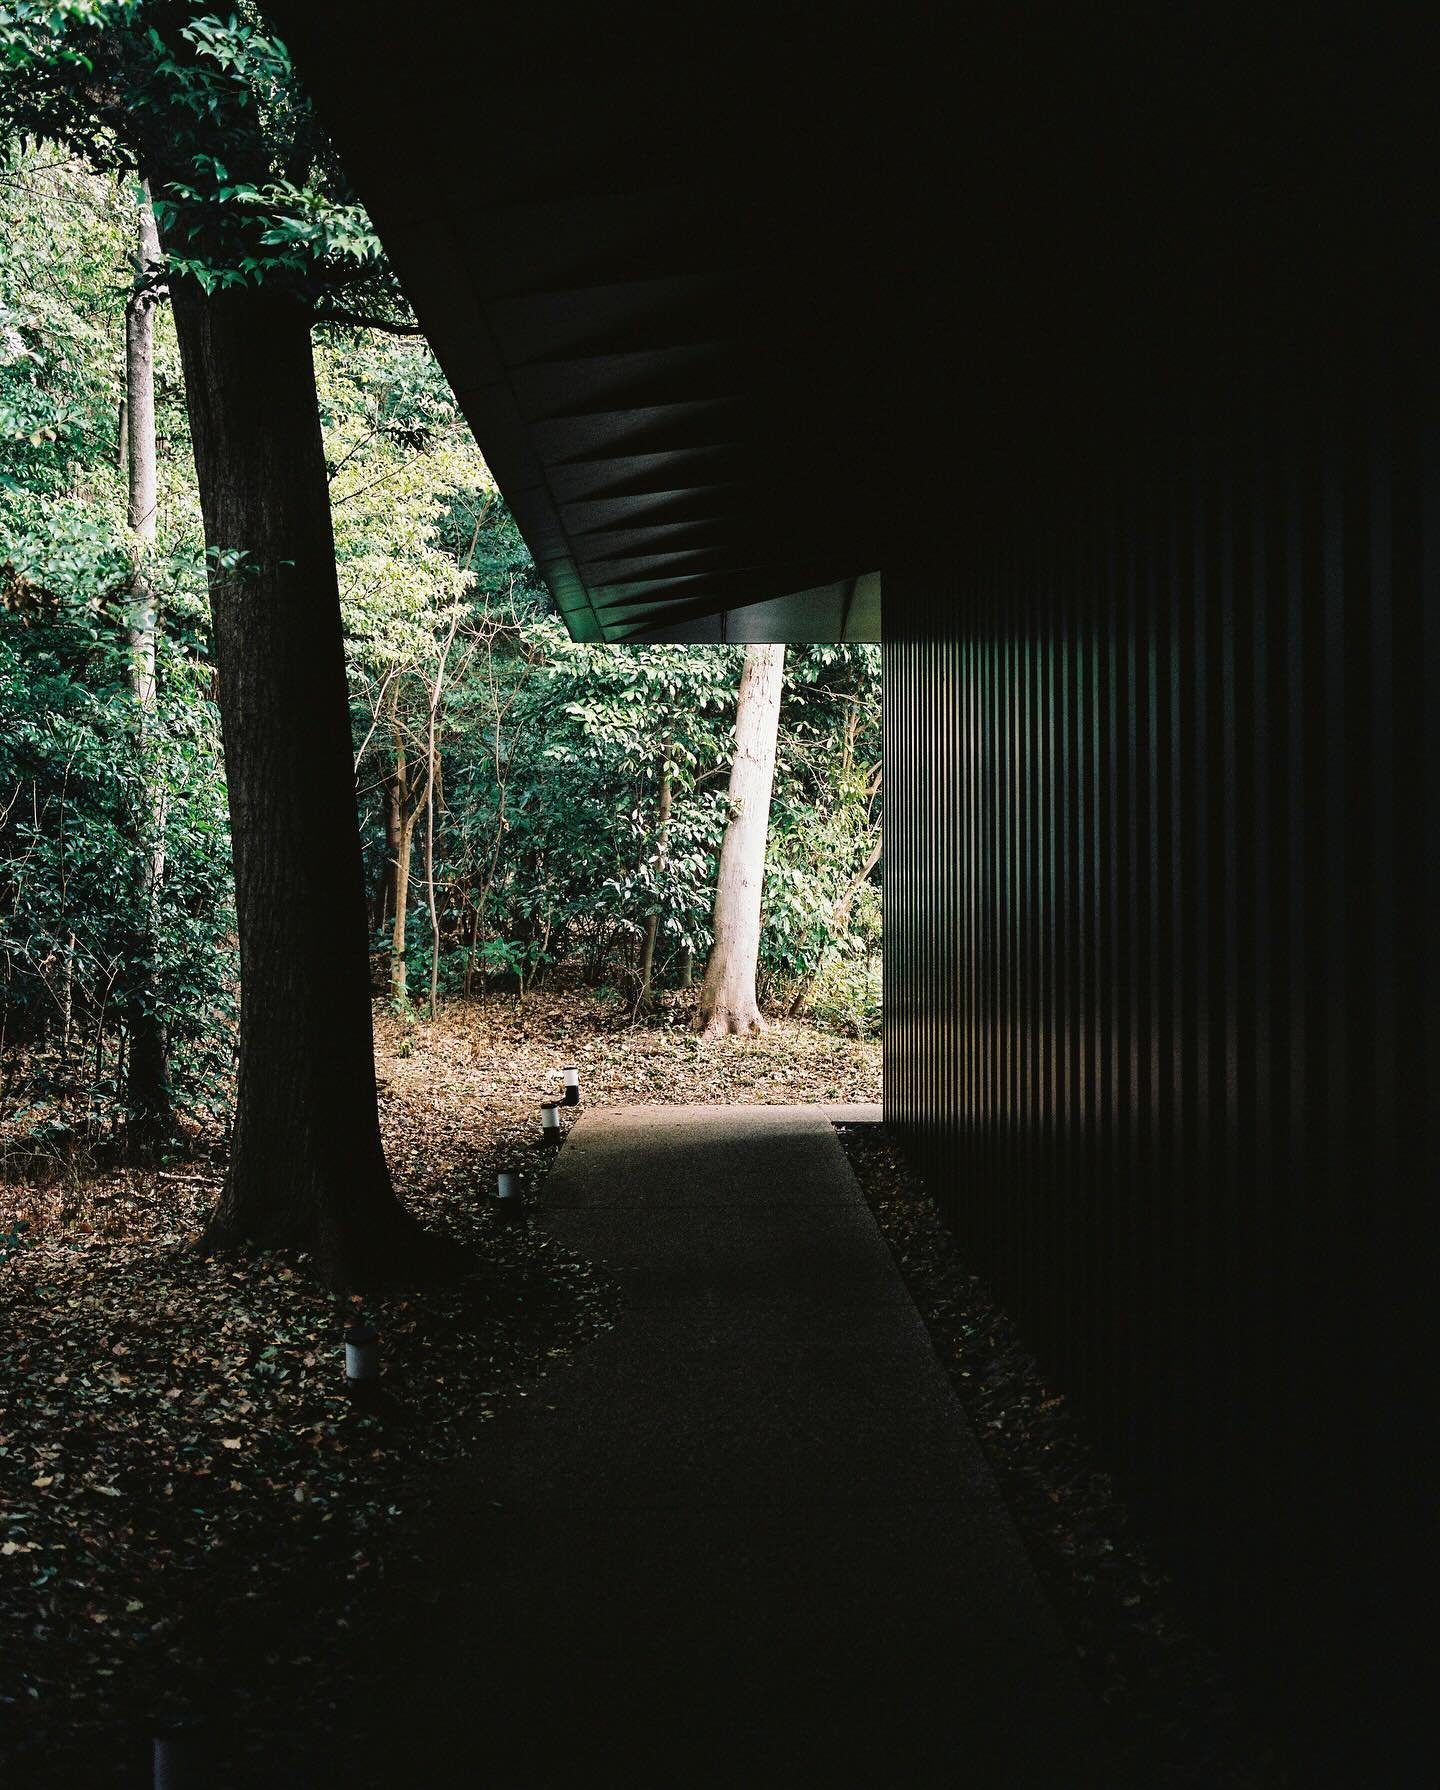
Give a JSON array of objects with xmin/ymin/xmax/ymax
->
[
  {"xmin": 345, "ymin": 1320, "xmax": 380, "ymax": 1387},
  {"xmin": 496, "ymin": 1170, "xmax": 526, "ymax": 1223},
  {"xmin": 562, "ymin": 1065, "xmax": 581, "ymax": 1106},
  {"xmin": 152, "ymin": 1711, "xmax": 203, "ymax": 1789},
  {"xmin": 540, "ymin": 1099, "xmax": 563, "ymax": 1145}
]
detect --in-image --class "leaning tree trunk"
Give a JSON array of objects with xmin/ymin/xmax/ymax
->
[
  {"xmin": 171, "ymin": 282, "xmax": 432, "ymax": 1284},
  {"xmin": 695, "ymin": 644, "xmax": 785, "ymax": 1038},
  {"xmin": 122, "ymin": 184, "xmax": 175, "ymax": 1154}
]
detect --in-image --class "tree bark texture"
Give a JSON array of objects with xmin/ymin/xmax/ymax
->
[
  {"xmin": 695, "ymin": 644, "xmax": 785, "ymax": 1038},
  {"xmin": 122, "ymin": 184, "xmax": 174, "ymax": 1151},
  {"xmin": 171, "ymin": 282, "xmax": 428, "ymax": 1282}
]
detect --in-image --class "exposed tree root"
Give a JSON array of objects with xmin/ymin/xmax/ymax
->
[{"xmin": 694, "ymin": 1004, "xmax": 770, "ymax": 1040}]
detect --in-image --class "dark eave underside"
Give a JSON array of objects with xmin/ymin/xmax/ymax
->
[
  {"xmin": 265, "ymin": 11, "xmax": 903, "ymax": 644},
  {"xmin": 270, "ymin": 7, "xmax": 1426, "ymax": 647}
]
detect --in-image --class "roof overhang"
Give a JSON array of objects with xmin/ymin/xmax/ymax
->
[
  {"xmin": 269, "ymin": 6, "xmax": 901, "ymax": 643},
  {"xmin": 268, "ymin": 7, "xmax": 1426, "ymax": 645}
]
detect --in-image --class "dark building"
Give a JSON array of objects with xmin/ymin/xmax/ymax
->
[{"xmin": 275, "ymin": 6, "xmax": 1433, "ymax": 1778}]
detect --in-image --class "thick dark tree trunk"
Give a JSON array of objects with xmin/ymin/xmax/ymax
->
[
  {"xmin": 123, "ymin": 185, "xmax": 174, "ymax": 1155},
  {"xmin": 171, "ymin": 283, "xmax": 433, "ymax": 1284}
]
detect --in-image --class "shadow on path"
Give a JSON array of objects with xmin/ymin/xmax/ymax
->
[{"xmin": 326, "ymin": 1105, "xmax": 1102, "ymax": 1787}]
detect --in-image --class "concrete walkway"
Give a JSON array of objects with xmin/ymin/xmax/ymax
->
[{"xmin": 347, "ymin": 1106, "xmax": 1100, "ymax": 1787}]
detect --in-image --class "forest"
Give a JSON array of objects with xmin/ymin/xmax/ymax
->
[{"xmin": 0, "ymin": 128, "xmax": 881, "ymax": 1173}]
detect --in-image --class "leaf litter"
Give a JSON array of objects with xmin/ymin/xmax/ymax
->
[{"xmin": 1, "ymin": 989, "xmax": 879, "ymax": 1784}]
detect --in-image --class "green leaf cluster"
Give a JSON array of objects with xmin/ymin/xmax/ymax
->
[{"xmin": 0, "ymin": 2, "xmax": 411, "ymax": 324}]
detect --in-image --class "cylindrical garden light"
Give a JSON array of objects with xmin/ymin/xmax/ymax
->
[
  {"xmin": 496, "ymin": 1170, "xmax": 525, "ymax": 1223},
  {"xmin": 345, "ymin": 1321, "xmax": 380, "ymax": 1387},
  {"xmin": 540, "ymin": 1099, "xmax": 563, "ymax": 1145},
  {"xmin": 562, "ymin": 1065, "xmax": 581, "ymax": 1107}
]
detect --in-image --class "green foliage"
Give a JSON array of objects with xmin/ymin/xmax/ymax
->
[
  {"xmin": 0, "ymin": 138, "xmax": 882, "ymax": 1169},
  {"xmin": 0, "ymin": 2, "xmax": 411, "ymax": 325},
  {"xmin": 0, "ymin": 149, "xmax": 232, "ymax": 1138},
  {"xmin": 0, "ymin": 612, "xmax": 236, "ymax": 1128},
  {"xmin": 350, "ymin": 525, "xmax": 882, "ymax": 1024}
]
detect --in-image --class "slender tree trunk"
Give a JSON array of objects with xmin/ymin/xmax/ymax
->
[
  {"xmin": 425, "ymin": 613, "xmax": 460, "ymax": 1019},
  {"xmin": 464, "ymin": 896, "xmax": 481, "ymax": 998},
  {"xmin": 424, "ymin": 786, "xmax": 440, "ymax": 1019},
  {"xmin": 60, "ymin": 929, "xmax": 76, "ymax": 1063},
  {"xmin": 636, "ymin": 749, "xmax": 672, "ymax": 1011},
  {"xmin": 125, "ymin": 189, "xmax": 159, "ymax": 706},
  {"xmin": 677, "ymin": 944, "xmax": 693, "ymax": 989},
  {"xmin": 695, "ymin": 644, "xmax": 785, "ymax": 1038},
  {"xmin": 388, "ymin": 735, "xmax": 414, "ymax": 1007},
  {"xmin": 123, "ymin": 184, "xmax": 174, "ymax": 1153},
  {"xmin": 373, "ymin": 769, "xmax": 402, "ymax": 931},
  {"xmin": 391, "ymin": 807, "xmax": 416, "ymax": 1009},
  {"xmin": 171, "ymin": 281, "xmax": 432, "ymax": 1284}
]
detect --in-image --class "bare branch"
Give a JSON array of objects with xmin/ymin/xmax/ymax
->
[{"xmin": 311, "ymin": 307, "xmax": 426, "ymax": 337}]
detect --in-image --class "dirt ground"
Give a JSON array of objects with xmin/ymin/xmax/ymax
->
[{"xmin": 0, "ymin": 990, "xmax": 879, "ymax": 1785}]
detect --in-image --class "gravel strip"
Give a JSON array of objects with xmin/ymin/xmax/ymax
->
[{"xmin": 837, "ymin": 1122, "xmax": 1292, "ymax": 1790}]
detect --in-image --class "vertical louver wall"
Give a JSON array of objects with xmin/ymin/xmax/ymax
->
[{"xmin": 883, "ymin": 415, "xmax": 1433, "ymax": 1774}]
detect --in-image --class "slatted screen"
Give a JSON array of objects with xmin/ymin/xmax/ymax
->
[{"xmin": 883, "ymin": 414, "xmax": 1433, "ymax": 1773}]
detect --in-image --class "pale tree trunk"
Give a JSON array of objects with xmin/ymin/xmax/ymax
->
[
  {"xmin": 171, "ymin": 281, "xmax": 433, "ymax": 1284},
  {"xmin": 424, "ymin": 795, "xmax": 439, "ymax": 1018},
  {"xmin": 695, "ymin": 644, "xmax": 785, "ymax": 1038},
  {"xmin": 426, "ymin": 613, "xmax": 460, "ymax": 1019},
  {"xmin": 123, "ymin": 183, "xmax": 174, "ymax": 1153},
  {"xmin": 636, "ymin": 749, "xmax": 673, "ymax": 1011}
]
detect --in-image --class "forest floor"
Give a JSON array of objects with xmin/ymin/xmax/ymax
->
[{"xmin": 0, "ymin": 989, "xmax": 880, "ymax": 1786}]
